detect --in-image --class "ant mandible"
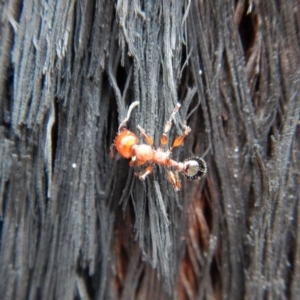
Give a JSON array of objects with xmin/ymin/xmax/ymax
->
[{"xmin": 113, "ymin": 101, "xmax": 207, "ymax": 191}]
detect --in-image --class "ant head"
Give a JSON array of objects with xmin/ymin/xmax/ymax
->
[
  {"xmin": 115, "ymin": 130, "xmax": 139, "ymax": 159},
  {"xmin": 183, "ymin": 157, "xmax": 207, "ymax": 180}
]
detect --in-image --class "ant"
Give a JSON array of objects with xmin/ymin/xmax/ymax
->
[{"xmin": 113, "ymin": 101, "xmax": 207, "ymax": 191}]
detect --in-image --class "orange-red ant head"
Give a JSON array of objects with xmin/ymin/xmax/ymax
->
[{"xmin": 115, "ymin": 130, "xmax": 139, "ymax": 159}]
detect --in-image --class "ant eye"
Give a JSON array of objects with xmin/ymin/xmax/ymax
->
[{"xmin": 183, "ymin": 157, "xmax": 207, "ymax": 180}]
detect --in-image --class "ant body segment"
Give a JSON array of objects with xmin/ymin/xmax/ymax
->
[{"xmin": 114, "ymin": 101, "xmax": 207, "ymax": 191}]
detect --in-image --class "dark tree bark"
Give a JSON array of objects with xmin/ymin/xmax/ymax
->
[{"xmin": 1, "ymin": 0, "xmax": 300, "ymax": 299}]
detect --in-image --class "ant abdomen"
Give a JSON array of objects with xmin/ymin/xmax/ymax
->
[{"xmin": 183, "ymin": 157, "xmax": 207, "ymax": 180}]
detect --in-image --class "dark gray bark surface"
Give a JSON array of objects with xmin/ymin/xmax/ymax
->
[{"xmin": 1, "ymin": 0, "xmax": 300, "ymax": 299}]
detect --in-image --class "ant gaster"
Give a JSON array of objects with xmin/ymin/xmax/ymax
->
[{"xmin": 113, "ymin": 101, "xmax": 207, "ymax": 191}]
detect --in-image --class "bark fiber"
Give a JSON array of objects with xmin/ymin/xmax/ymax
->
[{"xmin": 0, "ymin": 0, "xmax": 300, "ymax": 299}]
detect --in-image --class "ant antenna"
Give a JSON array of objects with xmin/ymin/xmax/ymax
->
[
  {"xmin": 201, "ymin": 144, "xmax": 211, "ymax": 158},
  {"xmin": 186, "ymin": 97, "xmax": 200, "ymax": 121},
  {"xmin": 118, "ymin": 101, "xmax": 140, "ymax": 132}
]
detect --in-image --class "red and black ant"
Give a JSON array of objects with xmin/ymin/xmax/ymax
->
[{"xmin": 113, "ymin": 101, "xmax": 207, "ymax": 191}]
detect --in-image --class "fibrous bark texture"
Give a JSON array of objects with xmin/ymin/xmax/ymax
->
[{"xmin": 0, "ymin": 0, "xmax": 300, "ymax": 299}]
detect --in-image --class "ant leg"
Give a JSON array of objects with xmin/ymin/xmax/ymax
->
[
  {"xmin": 138, "ymin": 165, "xmax": 153, "ymax": 181},
  {"xmin": 137, "ymin": 125, "xmax": 154, "ymax": 146},
  {"xmin": 109, "ymin": 143, "xmax": 115, "ymax": 158},
  {"xmin": 170, "ymin": 122, "xmax": 191, "ymax": 151},
  {"xmin": 159, "ymin": 103, "xmax": 181, "ymax": 149},
  {"xmin": 167, "ymin": 170, "xmax": 181, "ymax": 191}
]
